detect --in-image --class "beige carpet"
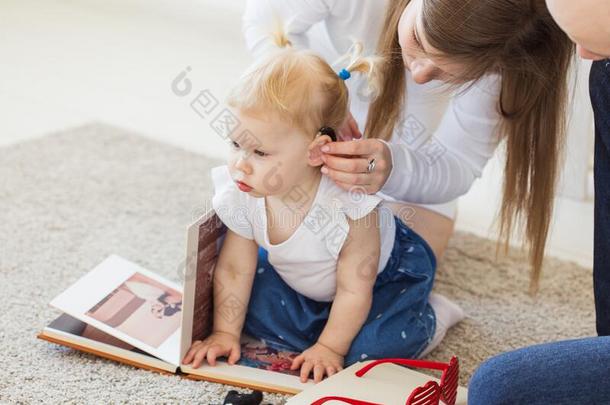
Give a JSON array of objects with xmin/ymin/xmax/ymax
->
[{"xmin": 0, "ymin": 123, "xmax": 596, "ymax": 403}]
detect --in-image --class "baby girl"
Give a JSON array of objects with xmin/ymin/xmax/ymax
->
[{"xmin": 183, "ymin": 29, "xmax": 462, "ymax": 383}]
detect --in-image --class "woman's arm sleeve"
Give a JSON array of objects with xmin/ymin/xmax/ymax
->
[
  {"xmin": 379, "ymin": 75, "xmax": 503, "ymax": 204},
  {"xmin": 242, "ymin": 0, "xmax": 336, "ymax": 58}
]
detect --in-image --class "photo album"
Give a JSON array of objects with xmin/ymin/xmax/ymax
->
[{"xmin": 38, "ymin": 209, "xmax": 468, "ymax": 403}]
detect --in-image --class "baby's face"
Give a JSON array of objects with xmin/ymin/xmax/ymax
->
[{"xmin": 226, "ymin": 109, "xmax": 315, "ymax": 198}]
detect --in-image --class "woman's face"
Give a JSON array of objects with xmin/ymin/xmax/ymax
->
[
  {"xmin": 546, "ymin": 0, "xmax": 610, "ymax": 60},
  {"xmin": 397, "ymin": 0, "xmax": 469, "ymax": 84}
]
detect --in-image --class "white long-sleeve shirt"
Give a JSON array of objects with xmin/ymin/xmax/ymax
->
[{"xmin": 242, "ymin": 0, "xmax": 502, "ymax": 218}]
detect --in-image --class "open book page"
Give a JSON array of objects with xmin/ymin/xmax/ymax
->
[
  {"xmin": 179, "ymin": 210, "xmax": 313, "ymax": 394},
  {"xmin": 183, "ymin": 335, "xmax": 313, "ymax": 394},
  {"xmin": 40, "ymin": 313, "xmax": 177, "ymax": 373},
  {"xmin": 287, "ymin": 361, "xmax": 468, "ymax": 404},
  {"xmin": 49, "ymin": 255, "xmax": 183, "ymax": 365}
]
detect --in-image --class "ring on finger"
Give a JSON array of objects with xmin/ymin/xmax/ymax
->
[{"xmin": 367, "ymin": 158, "xmax": 376, "ymax": 173}]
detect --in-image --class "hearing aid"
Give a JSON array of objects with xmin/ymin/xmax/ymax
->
[{"xmin": 317, "ymin": 126, "xmax": 337, "ymax": 142}]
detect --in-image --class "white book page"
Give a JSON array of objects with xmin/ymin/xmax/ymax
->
[
  {"xmin": 181, "ymin": 362, "xmax": 313, "ymax": 394},
  {"xmin": 50, "ymin": 255, "xmax": 183, "ymax": 365}
]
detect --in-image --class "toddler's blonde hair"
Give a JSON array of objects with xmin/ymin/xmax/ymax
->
[{"xmin": 227, "ymin": 23, "xmax": 384, "ymax": 138}]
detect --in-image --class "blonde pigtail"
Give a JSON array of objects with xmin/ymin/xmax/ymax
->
[
  {"xmin": 269, "ymin": 5, "xmax": 292, "ymax": 49},
  {"xmin": 341, "ymin": 42, "xmax": 385, "ymax": 101},
  {"xmin": 270, "ymin": 25, "xmax": 292, "ymax": 49}
]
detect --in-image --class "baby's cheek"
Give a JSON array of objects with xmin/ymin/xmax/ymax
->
[
  {"xmin": 227, "ymin": 154, "xmax": 238, "ymax": 168},
  {"xmin": 256, "ymin": 161, "xmax": 286, "ymax": 192}
]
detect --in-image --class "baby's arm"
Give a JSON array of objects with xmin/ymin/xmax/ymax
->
[
  {"xmin": 319, "ymin": 209, "xmax": 380, "ymax": 354},
  {"xmin": 212, "ymin": 229, "xmax": 259, "ymax": 338},
  {"xmin": 183, "ymin": 229, "xmax": 259, "ymax": 368},
  {"xmin": 291, "ymin": 209, "xmax": 380, "ymax": 382}
]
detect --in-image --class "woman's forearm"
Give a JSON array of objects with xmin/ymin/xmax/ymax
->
[
  {"xmin": 379, "ymin": 139, "xmax": 481, "ymax": 204},
  {"xmin": 379, "ymin": 75, "xmax": 502, "ymax": 204}
]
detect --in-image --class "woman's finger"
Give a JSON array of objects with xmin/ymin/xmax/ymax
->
[
  {"xmin": 337, "ymin": 125, "xmax": 354, "ymax": 142},
  {"xmin": 336, "ymin": 113, "xmax": 362, "ymax": 141},
  {"xmin": 348, "ymin": 116, "xmax": 362, "ymax": 139},
  {"xmin": 322, "ymin": 139, "xmax": 380, "ymax": 156},
  {"xmin": 322, "ymin": 154, "xmax": 370, "ymax": 174},
  {"xmin": 322, "ymin": 166, "xmax": 371, "ymax": 187}
]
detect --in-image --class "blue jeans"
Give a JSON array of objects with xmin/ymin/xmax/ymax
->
[
  {"xmin": 242, "ymin": 216, "xmax": 437, "ymax": 366},
  {"xmin": 468, "ymin": 60, "xmax": 610, "ymax": 404},
  {"xmin": 592, "ymin": 59, "xmax": 610, "ymax": 336},
  {"xmin": 468, "ymin": 337, "xmax": 610, "ymax": 404}
]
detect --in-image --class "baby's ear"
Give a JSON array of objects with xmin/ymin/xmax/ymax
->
[{"xmin": 308, "ymin": 133, "xmax": 333, "ymax": 167}]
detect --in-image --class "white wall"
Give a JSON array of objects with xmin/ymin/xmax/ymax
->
[{"xmin": 0, "ymin": 0, "xmax": 593, "ymax": 267}]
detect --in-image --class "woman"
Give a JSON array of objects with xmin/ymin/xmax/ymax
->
[
  {"xmin": 243, "ymin": 0, "xmax": 573, "ymax": 293},
  {"xmin": 240, "ymin": 1, "xmax": 608, "ymax": 401},
  {"xmin": 468, "ymin": 1, "xmax": 610, "ymax": 403}
]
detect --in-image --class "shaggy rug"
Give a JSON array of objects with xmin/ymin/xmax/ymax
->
[{"xmin": 0, "ymin": 123, "xmax": 595, "ymax": 403}]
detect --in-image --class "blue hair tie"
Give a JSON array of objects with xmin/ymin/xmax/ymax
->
[{"xmin": 338, "ymin": 68, "xmax": 351, "ymax": 80}]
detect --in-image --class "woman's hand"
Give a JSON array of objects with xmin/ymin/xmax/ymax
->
[
  {"xmin": 290, "ymin": 342, "xmax": 345, "ymax": 383},
  {"xmin": 182, "ymin": 331, "xmax": 241, "ymax": 368},
  {"xmin": 320, "ymin": 138, "xmax": 392, "ymax": 194},
  {"xmin": 337, "ymin": 112, "xmax": 363, "ymax": 141}
]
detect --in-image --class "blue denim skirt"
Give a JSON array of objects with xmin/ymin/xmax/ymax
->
[{"xmin": 243, "ymin": 216, "xmax": 437, "ymax": 366}]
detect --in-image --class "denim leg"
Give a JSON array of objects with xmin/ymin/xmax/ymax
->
[
  {"xmin": 591, "ymin": 60, "xmax": 610, "ymax": 336},
  {"xmin": 345, "ymin": 302, "xmax": 436, "ymax": 366},
  {"xmin": 345, "ymin": 218, "xmax": 437, "ymax": 366},
  {"xmin": 468, "ymin": 336, "xmax": 610, "ymax": 405},
  {"xmin": 243, "ymin": 247, "xmax": 330, "ymax": 352}
]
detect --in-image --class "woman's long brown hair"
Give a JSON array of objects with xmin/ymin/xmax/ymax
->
[{"xmin": 367, "ymin": 0, "xmax": 575, "ymax": 293}]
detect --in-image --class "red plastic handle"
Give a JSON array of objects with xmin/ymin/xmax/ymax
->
[
  {"xmin": 311, "ymin": 396, "xmax": 383, "ymax": 405},
  {"xmin": 355, "ymin": 358, "xmax": 449, "ymax": 377}
]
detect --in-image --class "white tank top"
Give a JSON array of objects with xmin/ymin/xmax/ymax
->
[{"xmin": 211, "ymin": 165, "xmax": 396, "ymax": 302}]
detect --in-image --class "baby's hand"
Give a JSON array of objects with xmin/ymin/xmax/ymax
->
[
  {"xmin": 182, "ymin": 331, "xmax": 241, "ymax": 368},
  {"xmin": 290, "ymin": 342, "xmax": 344, "ymax": 383}
]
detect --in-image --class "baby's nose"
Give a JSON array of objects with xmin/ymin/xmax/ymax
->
[{"xmin": 235, "ymin": 157, "xmax": 253, "ymax": 175}]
